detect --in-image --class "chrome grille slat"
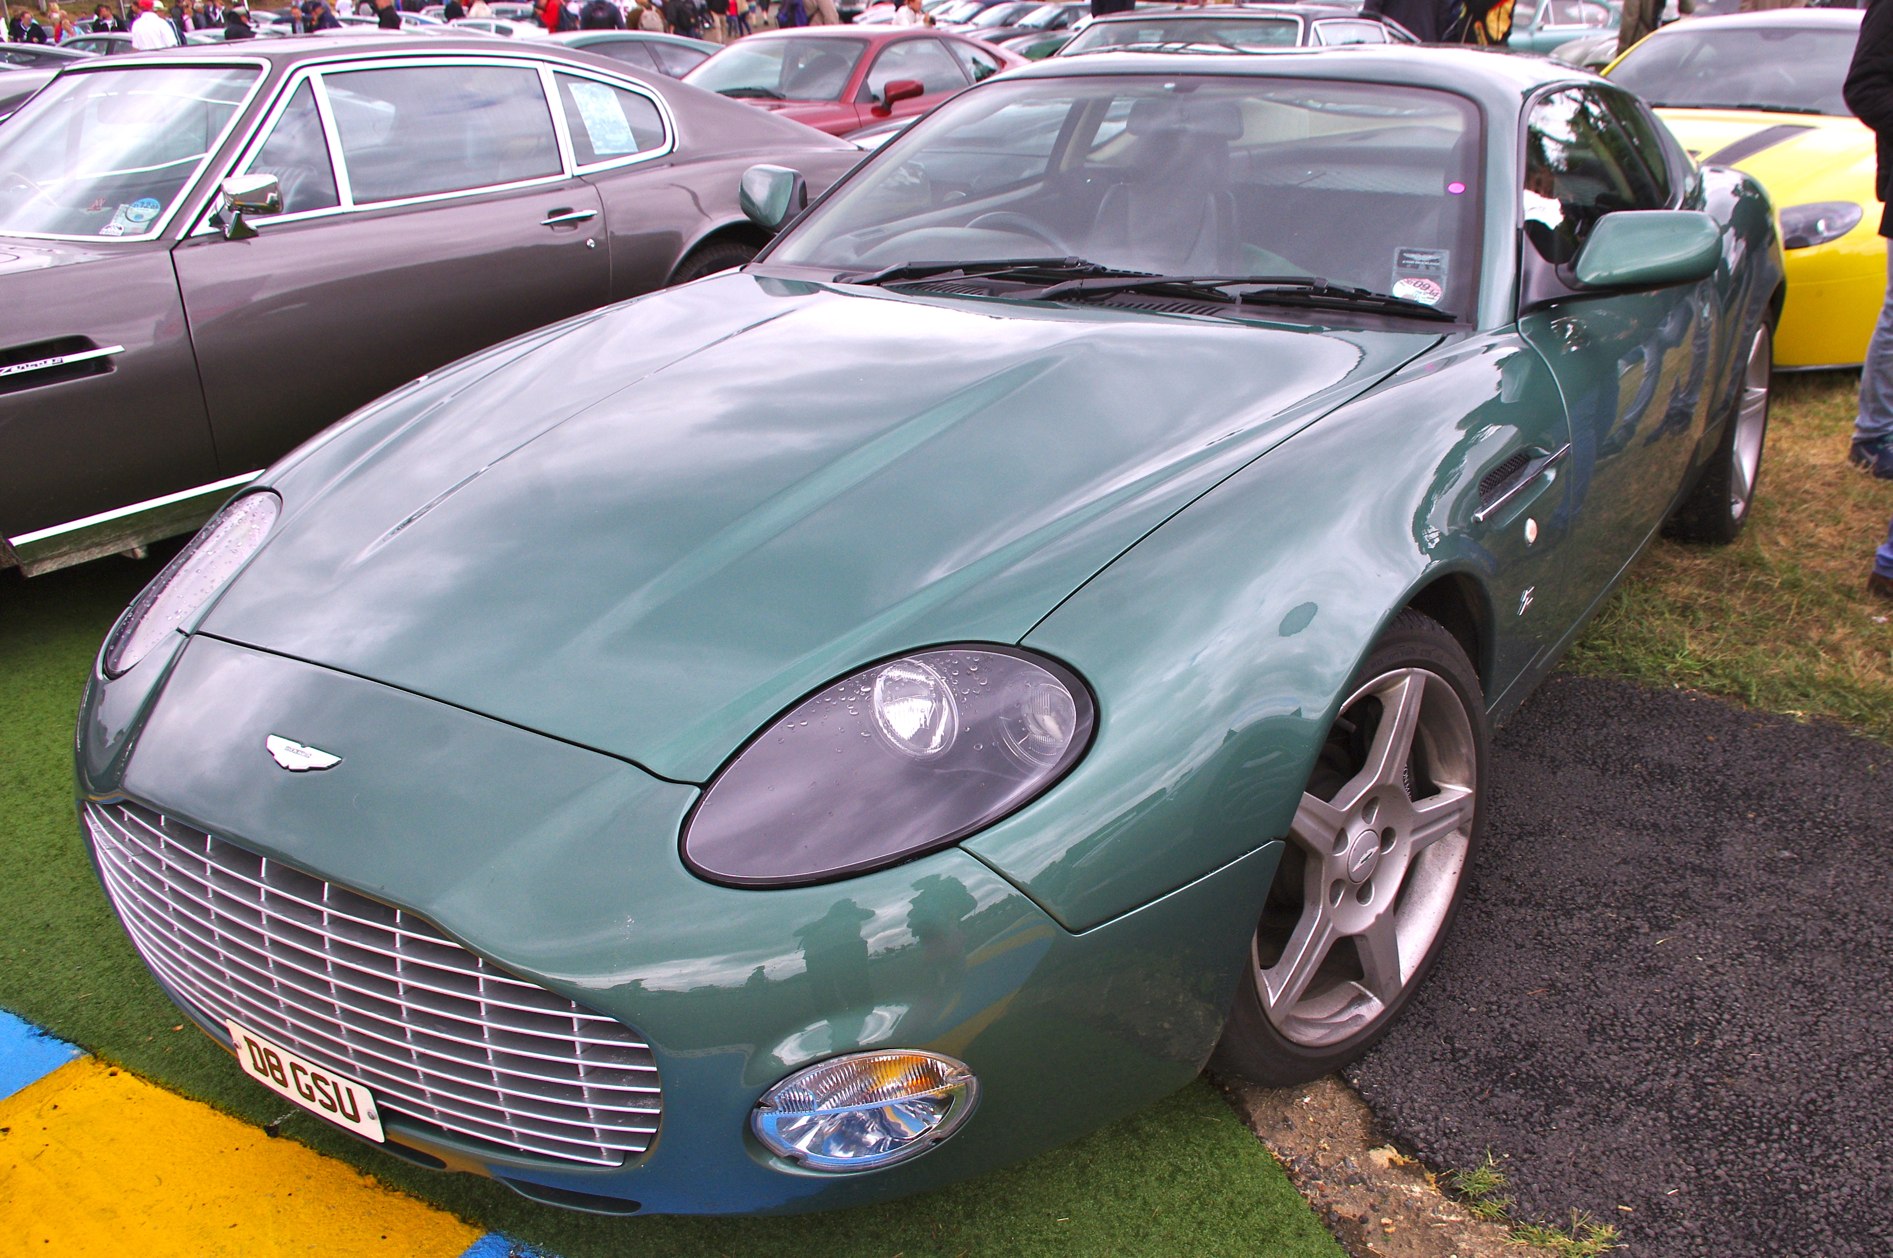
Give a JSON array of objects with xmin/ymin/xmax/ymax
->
[
  {"xmin": 109, "ymin": 806, "xmax": 576, "ymax": 1010},
  {"xmin": 104, "ymin": 890, "xmax": 660, "ymax": 1110},
  {"xmin": 104, "ymin": 845, "xmax": 652, "ymax": 1065},
  {"xmin": 87, "ymin": 800, "xmax": 661, "ymax": 1168}
]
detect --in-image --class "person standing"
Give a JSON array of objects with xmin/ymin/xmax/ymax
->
[
  {"xmin": 92, "ymin": 2, "xmax": 126, "ymax": 27},
  {"xmin": 222, "ymin": 3, "xmax": 252, "ymax": 36},
  {"xmin": 1361, "ymin": 0, "xmax": 1459, "ymax": 42},
  {"xmin": 579, "ymin": 0, "xmax": 621, "ymax": 26},
  {"xmin": 8, "ymin": 6, "xmax": 48, "ymax": 39},
  {"xmin": 129, "ymin": 0, "xmax": 177, "ymax": 45},
  {"xmin": 805, "ymin": 0, "xmax": 835, "ymax": 23},
  {"xmin": 1844, "ymin": 0, "xmax": 1893, "ymax": 599},
  {"xmin": 892, "ymin": 0, "xmax": 926, "ymax": 23}
]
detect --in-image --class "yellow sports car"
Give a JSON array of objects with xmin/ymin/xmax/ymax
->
[{"xmin": 1610, "ymin": 8, "xmax": 1880, "ymax": 370}]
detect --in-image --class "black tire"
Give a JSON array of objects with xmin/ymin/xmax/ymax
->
[
  {"xmin": 1668, "ymin": 322, "xmax": 1771, "ymax": 546},
  {"xmin": 670, "ymin": 240, "xmax": 758, "ymax": 285},
  {"xmin": 1212, "ymin": 610, "xmax": 1488, "ymax": 1087}
]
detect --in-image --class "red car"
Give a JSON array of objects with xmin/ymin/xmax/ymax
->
[{"xmin": 683, "ymin": 27, "xmax": 1024, "ymax": 135}]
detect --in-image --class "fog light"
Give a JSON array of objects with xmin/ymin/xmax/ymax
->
[{"xmin": 753, "ymin": 1050, "xmax": 977, "ymax": 1172}]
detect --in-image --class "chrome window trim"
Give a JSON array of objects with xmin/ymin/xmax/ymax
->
[
  {"xmin": 194, "ymin": 53, "xmax": 610, "ymax": 233},
  {"xmin": 0, "ymin": 57, "xmax": 273, "ymax": 244},
  {"xmin": 547, "ymin": 65, "xmax": 679, "ymax": 176}
]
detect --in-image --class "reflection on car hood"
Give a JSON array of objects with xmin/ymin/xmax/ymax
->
[
  {"xmin": 202, "ymin": 272, "xmax": 1440, "ymax": 781},
  {"xmin": 0, "ymin": 236, "xmax": 106, "ymax": 275}
]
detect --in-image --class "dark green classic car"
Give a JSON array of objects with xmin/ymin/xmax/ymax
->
[{"xmin": 78, "ymin": 47, "xmax": 1782, "ymax": 1215}]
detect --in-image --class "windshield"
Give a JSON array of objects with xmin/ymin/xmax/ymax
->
[
  {"xmin": 1017, "ymin": 2, "xmax": 1072, "ymax": 28},
  {"xmin": 773, "ymin": 75, "xmax": 1483, "ymax": 314},
  {"xmin": 685, "ymin": 36, "xmax": 866, "ymax": 101},
  {"xmin": 1062, "ymin": 16, "xmax": 1303, "ymax": 53},
  {"xmin": 1608, "ymin": 25, "xmax": 1852, "ymax": 115},
  {"xmin": 969, "ymin": 2, "xmax": 1036, "ymax": 27},
  {"xmin": 0, "ymin": 65, "xmax": 259, "ymax": 238}
]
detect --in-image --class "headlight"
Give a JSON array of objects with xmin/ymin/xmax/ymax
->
[
  {"xmin": 101, "ymin": 491, "xmax": 280, "ymax": 678},
  {"xmin": 753, "ymin": 1051, "xmax": 978, "ymax": 1172},
  {"xmin": 1779, "ymin": 201, "xmax": 1863, "ymax": 250},
  {"xmin": 684, "ymin": 646, "xmax": 1093, "ymax": 886}
]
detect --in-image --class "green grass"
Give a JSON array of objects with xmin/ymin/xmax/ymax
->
[
  {"xmin": 1567, "ymin": 372, "xmax": 1893, "ymax": 744},
  {"xmin": 1448, "ymin": 1154, "xmax": 1618, "ymax": 1256},
  {"xmin": 0, "ymin": 554, "xmax": 1343, "ymax": 1258}
]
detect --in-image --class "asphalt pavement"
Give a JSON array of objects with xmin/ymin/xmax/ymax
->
[{"xmin": 1347, "ymin": 673, "xmax": 1893, "ymax": 1257}]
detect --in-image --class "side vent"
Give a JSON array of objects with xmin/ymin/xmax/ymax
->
[
  {"xmin": 1477, "ymin": 451, "xmax": 1532, "ymax": 509},
  {"xmin": 0, "ymin": 336, "xmax": 124, "ymax": 396}
]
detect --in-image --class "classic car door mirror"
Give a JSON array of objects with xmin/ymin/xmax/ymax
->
[
  {"xmin": 217, "ymin": 173, "xmax": 282, "ymax": 241},
  {"xmin": 1573, "ymin": 210, "xmax": 1721, "ymax": 291},
  {"xmin": 872, "ymin": 78, "xmax": 925, "ymax": 117},
  {"xmin": 739, "ymin": 164, "xmax": 809, "ymax": 234}
]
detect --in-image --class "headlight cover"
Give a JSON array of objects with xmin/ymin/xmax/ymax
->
[
  {"xmin": 101, "ymin": 491, "xmax": 280, "ymax": 678},
  {"xmin": 684, "ymin": 646, "xmax": 1094, "ymax": 886},
  {"xmin": 752, "ymin": 1051, "xmax": 978, "ymax": 1172},
  {"xmin": 1779, "ymin": 201, "xmax": 1863, "ymax": 250}
]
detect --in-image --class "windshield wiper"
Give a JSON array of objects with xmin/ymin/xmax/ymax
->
[
  {"xmin": 1017, "ymin": 272, "xmax": 1459, "ymax": 320},
  {"xmin": 718, "ymin": 86, "xmax": 785, "ymax": 100},
  {"xmin": 835, "ymin": 257, "xmax": 1141, "ymax": 287}
]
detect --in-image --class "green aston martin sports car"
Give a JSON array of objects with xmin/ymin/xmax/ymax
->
[{"xmin": 78, "ymin": 47, "xmax": 1783, "ymax": 1216}]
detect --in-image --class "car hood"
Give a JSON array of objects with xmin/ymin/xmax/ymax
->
[
  {"xmin": 201, "ymin": 272, "xmax": 1440, "ymax": 781},
  {"xmin": 1655, "ymin": 108, "xmax": 1873, "ymax": 190}
]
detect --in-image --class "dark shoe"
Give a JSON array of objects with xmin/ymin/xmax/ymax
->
[
  {"xmin": 1851, "ymin": 437, "xmax": 1893, "ymax": 479},
  {"xmin": 1872, "ymin": 571, "xmax": 1893, "ymax": 601}
]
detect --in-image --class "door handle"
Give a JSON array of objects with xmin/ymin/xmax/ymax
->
[
  {"xmin": 540, "ymin": 208, "xmax": 598, "ymax": 228},
  {"xmin": 1473, "ymin": 443, "xmax": 1569, "ymax": 525}
]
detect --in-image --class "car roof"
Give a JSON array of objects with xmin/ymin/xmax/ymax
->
[
  {"xmin": 44, "ymin": 33, "xmax": 640, "ymax": 71},
  {"xmin": 732, "ymin": 24, "xmax": 967, "ymax": 44},
  {"xmin": 1085, "ymin": 3, "xmax": 1389, "ymax": 20},
  {"xmin": 1642, "ymin": 5, "xmax": 1860, "ymax": 30},
  {"xmin": 1006, "ymin": 42, "xmax": 1594, "ymax": 108}
]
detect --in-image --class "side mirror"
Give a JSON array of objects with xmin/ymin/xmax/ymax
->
[
  {"xmin": 871, "ymin": 78, "xmax": 924, "ymax": 117},
  {"xmin": 1573, "ymin": 210, "xmax": 1721, "ymax": 291},
  {"xmin": 216, "ymin": 173, "xmax": 282, "ymax": 241},
  {"xmin": 739, "ymin": 164, "xmax": 808, "ymax": 234}
]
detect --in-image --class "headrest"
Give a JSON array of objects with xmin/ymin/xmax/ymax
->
[{"xmin": 1125, "ymin": 97, "xmax": 1242, "ymax": 141}]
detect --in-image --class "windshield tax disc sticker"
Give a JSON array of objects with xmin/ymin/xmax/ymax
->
[
  {"xmin": 1392, "ymin": 247, "xmax": 1449, "ymax": 307},
  {"xmin": 1392, "ymin": 276, "xmax": 1444, "ymax": 306}
]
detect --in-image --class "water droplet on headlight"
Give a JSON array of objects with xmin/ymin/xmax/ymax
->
[{"xmin": 872, "ymin": 660, "xmax": 958, "ymax": 759}]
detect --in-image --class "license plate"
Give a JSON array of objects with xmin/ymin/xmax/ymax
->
[{"xmin": 226, "ymin": 1020, "xmax": 385, "ymax": 1142}]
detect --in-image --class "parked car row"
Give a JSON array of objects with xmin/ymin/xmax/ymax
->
[{"xmin": 0, "ymin": 37, "xmax": 859, "ymax": 575}]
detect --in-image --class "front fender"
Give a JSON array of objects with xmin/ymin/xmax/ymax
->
[{"xmin": 973, "ymin": 332, "xmax": 1573, "ymax": 930}]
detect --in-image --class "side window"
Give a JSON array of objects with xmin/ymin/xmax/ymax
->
[
  {"xmin": 327, "ymin": 64, "xmax": 561, "ymax": 204},
  {"xmin": 1522, "ymin": 87, "xmax": 1667, "ymax": 265},
  {"xmin": 244, "ymin": 79, "xmax": 340, "ymax": 217},
  {"xmin": 593, "ymin": 41, "xmax": 661, "ymax": 71},
  {"xmin": 649, "ymin": 43, "xmax": 711, "ymax": 76},
  {"xmin": 1315, "ymin": 19, "xmax": 1387, "ymax": 44},
  {"xmin": 947, "ymin": 40, "xmax": 1004, "ymax": 83},
  {"xmin": 863, "ymin": 39, "xmax": 969, "ymax": 102},
  {"xmin": 555, "ymin": 73, "xmax": 667, "ymax": 166}
]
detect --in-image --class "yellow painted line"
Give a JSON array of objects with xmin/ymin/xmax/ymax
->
[{"xmin": 0, "ymin": 1057, "xmax": 485, "ymax": 1256}]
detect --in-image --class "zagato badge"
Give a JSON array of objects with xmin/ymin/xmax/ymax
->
[{"xmin": 266, "ymin": 735, "xmax": 342, "ymax": 772}]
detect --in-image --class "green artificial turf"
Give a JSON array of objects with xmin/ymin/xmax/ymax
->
[{"xmin": 0, "ymin": 554, "xmax": 1343, "ymax": 1258}]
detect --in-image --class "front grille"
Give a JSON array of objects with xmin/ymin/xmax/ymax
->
[{"xmin": 85, "ymin": 800, "xmax": 660, "ymax": 1168}]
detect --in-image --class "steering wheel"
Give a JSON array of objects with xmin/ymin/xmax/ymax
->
[
  {"xmin": 965, "ymin": 210, "xmax": 1070, "ymax": 254},
  {"xmin": 0, "ymin": 169, "xmax": 55, "ymax": 206}
]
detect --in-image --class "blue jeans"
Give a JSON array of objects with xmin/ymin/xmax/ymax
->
[
  {"xmin": 1878, "ymin": 514, "xmax": 1893, "ymax": 580},
  {"xmin": 1859, "ymin": 247, "xmax": 1893, "ymax": 446}
]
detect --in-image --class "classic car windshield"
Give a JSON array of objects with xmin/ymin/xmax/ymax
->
[
  {"xmin": 687, "ymin": 37, "xmax": 867, "ymax": 101},
  {"xmin": 0, "ymin": 65, "xmax": 260, "ymax": 239},
  {"xmin": 1610, "ymin": 26, "xmax": 1852, "ymax": 115},
  {"xmin": 775, "ymin": 75, "xmax": 1483, "ymax": 313},
  {"xmin": 1062, "ymin": 17, "xmax": 1303, "ymax": 53}
]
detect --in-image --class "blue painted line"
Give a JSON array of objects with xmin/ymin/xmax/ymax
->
[
  {"xmin": 0, "ymin": 1008, "xmax": 81, "ymax": 1101},
  {"xmin": 458, "ymin": 1234, "xmax": 550, "ymax": 1258}
]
